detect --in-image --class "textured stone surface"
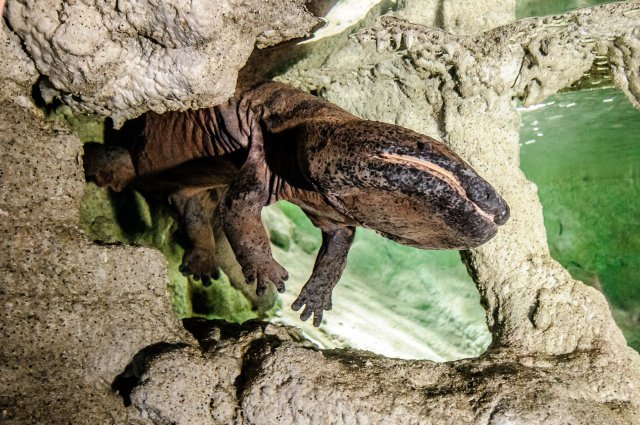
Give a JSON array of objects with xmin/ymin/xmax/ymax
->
[
  {"xmin": 128, "ymin": 320, "xmax": 640, "ymax": 424},
  {"xmin": 0, "ymin": 24, "xmax": 37, "ymax": 104},
  {"xmin": 4, "ymin": 0, "xmax": 319, "ymax": 126},
  {"xmin": 440, "ymin": 0, "xmax": 515, "ymax": 34},
  {"xmin": 609, "ymin": 29, "xmax": 640, "ymax": 110},
  {"xmin": 0, "ymin": 100, "xmax": 195, "ymax": 423}
]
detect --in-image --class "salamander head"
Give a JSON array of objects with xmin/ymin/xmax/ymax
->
[{"xmin": 303, "ymin": 120, "xmax": 510, "ymax": 249}]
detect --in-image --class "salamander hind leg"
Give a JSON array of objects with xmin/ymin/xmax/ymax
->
[
  {"xmin": 170, "ymin": 190, "xmax": 221, "ymax": 287},
  {"xmin": 292, "ymin": 224, "xmax": 355, "ymax": 327}
]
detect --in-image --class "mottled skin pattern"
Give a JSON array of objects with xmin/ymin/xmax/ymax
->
[{"xmin": 84, "ymin": 81, "xmax": 509, "ymax": 326}]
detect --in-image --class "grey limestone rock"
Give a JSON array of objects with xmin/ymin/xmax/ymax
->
[
  {"xmin": 440, "ymin": 0, "xmax": 516, "ymax": 34},
  {"xmin": 4, "ymin": 0, "xmax": 320, "ymax": 127},
  {"xmin": 0, "ymin": 99, "xmax": 195, "ymax": 423},
  {"xmin": 128, "ymin": 319, "xmax": 640, "ymax": 424},
  {"xmin": 0, "ymin": 23, "xmax": 37, "ymax": 105}
]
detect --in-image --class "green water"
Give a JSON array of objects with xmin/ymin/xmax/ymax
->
[
  {"xmin": 519, "ymin": 88, "xmax": 640, "ymax": 351},
  {"xmin": 516, "ymin": 0, "xmax": 618, "ymax": 19},
  {"xmin": 264, "ymin": 203, "xmax": 490, "ymax": 360}
]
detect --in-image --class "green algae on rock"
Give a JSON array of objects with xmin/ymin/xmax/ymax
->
[
  {"xmin": 49, "ymin": 107, "xmax": 269, "ymax": 323},
  {"xmin": 81, "ymin": 180, "xmax": 264, "ymax": 322}
]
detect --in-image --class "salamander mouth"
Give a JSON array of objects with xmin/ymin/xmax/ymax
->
[{"xmin": 374, "ymin": 152, "xmax": 498, "ymax": 224}]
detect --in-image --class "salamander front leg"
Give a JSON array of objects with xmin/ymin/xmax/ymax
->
[
  {"xmin": 292, "ymin": 225, "xmax": 355, "ymax": 327},
  {"xmin": 220, "ymin": 134, "xmax": 288, "ymax": 296}
]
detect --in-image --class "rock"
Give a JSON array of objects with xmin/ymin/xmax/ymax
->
[
  {"xmin": 440, "ymin": 0, "xmax": 515, "ymax": 34},
  {"xmin": 0, "ymin": 101, "xmax": 195, "ymax": 423},
  {"xmin": 4, "ymin": 0, "xmax": 320, "ymax": 126},
  {"xmin": 0, "ymin": 23, "xmax": 38, "ymax": 105},
  {"xmin": 128, "ymin": 319, "xmax": 640, "ymax": 424}
]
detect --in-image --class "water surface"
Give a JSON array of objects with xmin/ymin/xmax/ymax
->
[{"xmin": 520, "ymin": 88, "xmax": 640, "ymax": 350}]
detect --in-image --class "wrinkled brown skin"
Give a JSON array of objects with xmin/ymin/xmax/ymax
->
[{"xmin": 85, "ymin": 82, "xmax": 509, "ymax": 327}]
